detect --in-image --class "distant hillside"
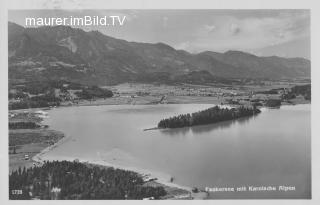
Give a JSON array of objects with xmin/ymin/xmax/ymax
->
[
  {"xmin": 8, "ymin": 22, "xmax": 310, "ymax": 85},
  {"xmin": 198, "ymin": 51, "xmax": 310, "ymax": 78}
]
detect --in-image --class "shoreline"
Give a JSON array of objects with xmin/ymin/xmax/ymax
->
[
  {"xmin": 31, "ymin": 133, "xmax": 71, "ymax": 166},
  {"xmin": 17, "ymin": 101, "xmax": 310, "ymax": 199},
  {"xmin": 31, "ymin": 131, "xmax": 193, "ymax": 195},
  {"xmin": 33, "ymin": 147, "xmax": 194, "ymax": 196},
  {"xmin": 9, "ymin": 95, "xmax": 311, "ymax": 112}
]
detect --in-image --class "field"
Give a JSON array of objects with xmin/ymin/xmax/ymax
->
[{"xmin": 9, "ymin": 111, "xmax": 64, "ymax": 173}]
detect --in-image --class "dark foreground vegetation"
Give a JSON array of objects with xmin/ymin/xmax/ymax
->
[
  {"xmin": 9, "ymin": 80, "xmax": 113, "ymax": 110},
  {"xmin": 158, "ymin": 106, "xmax": 261, "ymax": 129},
  {"xmin": 9, "ymin": 161, "xmax": 166, "ymax": 200}
]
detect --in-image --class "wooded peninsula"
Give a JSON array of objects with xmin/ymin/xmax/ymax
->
[{"xmin": 9, "ymin": 161, "xmax": 166, "ymax": 200}]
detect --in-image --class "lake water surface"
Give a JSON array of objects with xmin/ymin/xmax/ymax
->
[{"xmin": 42, "ymin": 104, "xmax": 311, "ymax": 199}]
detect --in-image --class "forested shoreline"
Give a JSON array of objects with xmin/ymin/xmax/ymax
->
[
  {"xmin": 158, "ymin": 106, "xmax": 261, "ymax": 129},
  {"xmin": 9, "ymin": 161, "xmax": 166, "ymax": 200}
]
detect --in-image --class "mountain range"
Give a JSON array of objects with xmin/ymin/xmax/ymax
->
[{"xmin": 8, "ymin": 22, "xmax": 310, "ymax": 85}]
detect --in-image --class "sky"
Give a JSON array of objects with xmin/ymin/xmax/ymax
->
[{"xmin": 9, "ymin": 10, "xmax": 310, "ymax": 59}]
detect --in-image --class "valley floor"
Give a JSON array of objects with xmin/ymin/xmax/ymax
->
[{"xmin": 60, "ymin": 82, "xmax": 310, "ymax": 107}]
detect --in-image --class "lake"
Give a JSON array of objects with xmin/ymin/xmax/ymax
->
[{"xmin": 42, "ymin": 104, "xmax": 311, "ymax": 199}]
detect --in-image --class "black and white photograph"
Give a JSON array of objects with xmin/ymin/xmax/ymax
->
[{"xmin": 1, "ymin": 0, "xmax": 319, "ymax": 202}]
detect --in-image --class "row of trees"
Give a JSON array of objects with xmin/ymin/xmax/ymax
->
[
  {"xmin": 158, "ymin": 105, "xmax": 261, "ymax": 129},
  {"xmin": 9, "ymin": 161, "xmax": 166, "ymax": 200},
  {"xmin": 9, "ymin": 122, "xmax": 40, "ymax": 129}
]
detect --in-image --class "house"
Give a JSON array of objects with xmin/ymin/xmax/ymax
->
[
  {"xmin": 51, "ymin": 187, "xmax": 61, "ymax": 200},
  {"xmin": 142, "ymin": 196, "xmax": 155, "ymax": 200}
]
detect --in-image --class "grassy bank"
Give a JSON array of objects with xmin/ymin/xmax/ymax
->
[{"xmin": 9, "ymin": 111, "xmax": 64, "ymax": 173}]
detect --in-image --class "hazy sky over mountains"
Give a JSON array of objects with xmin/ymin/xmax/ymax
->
[{"xmin": 9, "ymin": 10, "xmax": 310, "ymax": 59}]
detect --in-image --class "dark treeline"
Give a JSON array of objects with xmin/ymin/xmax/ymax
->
[
  {"xmin": 75, "ymin": 86, "xmax": 113, "ymax": 100},
  {"xmin": 9, "ymin": 96, "xmax": 61, "ymax": 110},
  {"xmin": 256, "ymin": 84, "xmax": 311, "ymax": 101},
  {"xmin": 9, "ymin": 91, "xmax": 28, "ymax": 99},
  {"xmin": 9, "ymin": 100, "xmax": 60, "ymax": 110},
  {"xmin": 9, "ymin": 161, "xmax": 166, "ymax": 200},
  {"xmin": 9, "ymin": 122, "xmax": 40, "ymax": 129},
  {"xmin": 256, "ymin": 89, "xmax": 279, "ymax": 95},
  {"xmin": 290, "ymin": 84, "xmax": 311, "ymax": 100},
  {"xmin": 265, "ymin": 99, "xmax": 281, "ymax": 107},
  {"xmin": 9, "ymin": 87, "xmax": 61, "ymax": 110},
  {"xmin": 158, "ymin": 105, "xmax": 261, "ymax": 129}
]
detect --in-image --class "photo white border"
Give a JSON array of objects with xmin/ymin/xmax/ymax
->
[{"xmin": 1, "ymin": 0, "xmax": 319, "ymax": 205}]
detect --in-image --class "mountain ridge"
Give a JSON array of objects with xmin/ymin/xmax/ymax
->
[{"xmin": 8, "ymin": 22, "xmax": 310, "ymax": 85}]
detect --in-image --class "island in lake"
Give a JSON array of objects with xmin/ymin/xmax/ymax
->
[{"xmin": 158, "ymin": 106, "xmax": 261, "ymax": 129}]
